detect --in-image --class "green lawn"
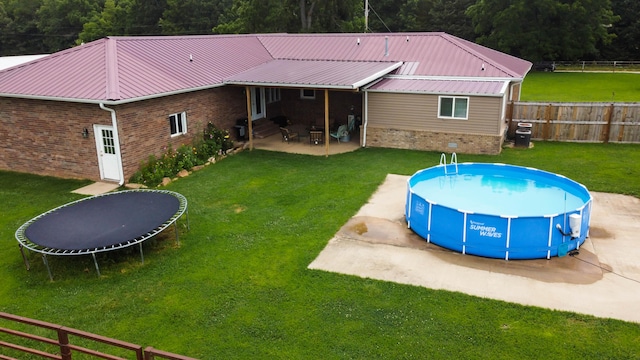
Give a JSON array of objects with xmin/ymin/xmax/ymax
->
[
  {"xmin": 2, "ymin": 144, "xmax": 640, "ymax": 359},
  {"xmin": 521, "ymin": 72, "xmax": 640, "ymax": 102}
]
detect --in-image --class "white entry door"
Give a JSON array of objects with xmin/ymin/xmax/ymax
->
[
  {"xmin": 250, "ymin": 87, "xmax": 266, "ymax": 120},
  {"xmin": 94, "ymin": 125, "xmax": 120, "ymax": 181}
]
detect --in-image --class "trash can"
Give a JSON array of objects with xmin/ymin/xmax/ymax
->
[
  {"xmin": 234, "ymin": 125, "xmax": 246, "ymax": 140},
  {"xmin": 234, "ymin": 118, "xmax": 248, "ymax": 140},
  {"xmin": 515, "ymin": 129, "xmax": 531, "ymax": 147}
]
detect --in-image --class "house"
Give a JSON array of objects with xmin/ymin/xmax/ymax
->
[{"xmin": 0, "ymin": 33, "xmax": 531, "ymax": 184}]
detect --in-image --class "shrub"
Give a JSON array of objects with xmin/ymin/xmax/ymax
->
[{"xmin": 129, "ymin": 123, "xmax": 233, "ymax": 187}]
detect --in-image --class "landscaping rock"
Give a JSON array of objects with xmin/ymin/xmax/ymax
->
[
  {"xmin": 161, "ymin": 177, "xmax": 171, "ymax": 186},
  {"xmin": 125, "ymin": 183, "xmax": 147, "ymax": 189},
  {"xmin": 192, "ymin": 165, "xmax": 205, "ymax": 172},
  {"xmin": 177, "ymin": 169, "xmax": 189, "ymax": 178}
]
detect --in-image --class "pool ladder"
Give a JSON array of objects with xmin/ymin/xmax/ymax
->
[{"xmin": 440, "ymin": 152, "xmax": 458, "ymax": 175}]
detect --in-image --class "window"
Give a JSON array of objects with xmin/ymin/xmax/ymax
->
[
  {"xmin": 300, "ymin": 89, "xmax": 315, "ymax": 99},
  {"xmin": 266, "ymin": 88, "xmax": 281, "ymax": 103},
  {"xmin": 438, "ymin": 96, "xmax": 469, "ymax": 119},
  {"xmin": 169, "ymin": 112, "xmax": 187, "ymax": 136}
]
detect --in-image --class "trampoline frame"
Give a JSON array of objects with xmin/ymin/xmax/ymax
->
[{"xmin": 15, "ymin": 189, "xmax": 189, "ymax": 280}]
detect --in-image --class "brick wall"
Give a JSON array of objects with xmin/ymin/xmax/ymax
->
[
  {"xmin": 365, "ymin": 127, "xmax": 504, "ymax": 155},
  {"xmin": 279, "ymin": 89, "xmax": 361, "ymax": 128},
  {"xmin": 116, "ymin": 87, "xmax": 246, "ymax": 181},
  {"xmin": 0, "ymin": 98, "xmax": 111, "ymax": 180},
  {"xmin": 0, "ymin": 87, "xmax": 247, "ymax": 182}
]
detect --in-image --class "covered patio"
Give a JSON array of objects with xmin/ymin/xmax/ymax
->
[
  {"xmin": 250, "ymin": 131, "xmax": 361, "ymax": 156},
  {"xmin": 225, "ymin": 59, "xmax": 402, "ymax": 157}
]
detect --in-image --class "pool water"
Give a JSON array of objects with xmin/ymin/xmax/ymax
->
[{"xmin": 412, "ymin": 173, "xmax": 585, "ymax": 217}]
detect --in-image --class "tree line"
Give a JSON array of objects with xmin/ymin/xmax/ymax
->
[{"xmin": 1, "ymin": 0, "xmax": 638, "ymax": 62}]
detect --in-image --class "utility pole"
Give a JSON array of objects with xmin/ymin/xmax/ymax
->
[{"xmin": 364, "ymin": 0, "xmax": 369, "ymax": 32}]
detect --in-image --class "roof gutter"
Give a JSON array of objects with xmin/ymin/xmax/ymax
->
[
  {"xmin": 222, "ymin": 82, "xmax": 361, "ymax": 90},
  {"xmin": 99, "ymin": 103, "xmax": 125, "ymax": 186}
]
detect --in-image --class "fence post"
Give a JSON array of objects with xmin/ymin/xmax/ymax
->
[
  {"xmin": 507, "ymin": 100, "xmax": 514, "ymax": 134},
  {"xmin": 543, "ymin": 104, "xmax": 552, "ymax": 140},
  {"xmin": 603, "ymin": 103, "xmax": 614, "ymax": 143},
  {"xmin": 58, "ymin": 328, "xmax": 72, "ymax": 360}
]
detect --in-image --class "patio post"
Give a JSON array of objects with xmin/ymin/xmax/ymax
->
[
  {"xmin": 245, "ymin": 86, "xmax": 253, "ymax": 150},
  {"xmin": 324, "ymin": 89, "xmax": 329, "ymax": 157}
]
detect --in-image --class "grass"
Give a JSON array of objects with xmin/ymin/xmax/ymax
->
[
  {"xmin": 521, "ymin": 72, "xmax": 640, "ymax": 102},
  {"xmin": 1, "ymin": 143, "xmax": 640, "ymax": 359}
]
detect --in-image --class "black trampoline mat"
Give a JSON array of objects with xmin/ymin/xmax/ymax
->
[{"xmin": 24, "ymin": 191, "xmax": 180, "ymax": 251}]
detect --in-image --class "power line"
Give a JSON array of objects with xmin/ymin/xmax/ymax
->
[{"xmin": 367, "ymin": 2, "xmax": 391, "ymax": 33}]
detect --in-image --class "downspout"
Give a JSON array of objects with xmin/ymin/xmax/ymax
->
[
  {"xmin": 99, "ymin": 103, "xmax": 125, "ymax": 186},
  {"xmin": 362, "ymin": 91, "xmax": 369, "ymax": 147}
]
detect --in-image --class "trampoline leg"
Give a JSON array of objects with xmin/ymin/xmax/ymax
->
[
  {"xmin": 186, "ymin": 208, "xmax": 190, "ymax": 231},
  {"xmin": 42, "ymin": 254, "xmax": 53, "ymax": 281},
  {"xmin": 139, "ymin": 242, "xmax": 144, "ymax": 264},
  {"xmin": 174, "ymin": 223, "xmax": 180, "ymax": 245},
  {"xmin": 91, "ymin": 253, "xmax": 101, "ymax": 277},
  {"xmin": 19, "ymin": 244, "xmax": 31, "ymax": 271}
]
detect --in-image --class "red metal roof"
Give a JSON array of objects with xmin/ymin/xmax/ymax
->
[
  {"xmin": 0, "ymin": 33, "xmax": 531, "ymax": 103},
  {"xmin": 224, "ymin": 59, "xmax": 402, "ymax": 89},
  {"xmin": 0, "ymin": 35, "xmax": 273, "ymax": 103},
  {"xmin": 366, "ymin": 78, "xmax": 509, "ymax": 96},
  {"xmin": 257, "ymin": 33, "xmax": 531, "ymax": 78}
]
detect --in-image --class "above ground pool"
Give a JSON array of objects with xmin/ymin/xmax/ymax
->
[{"xmin": 405, "ymin": 158, "xmax": 592, "ymax": 260}]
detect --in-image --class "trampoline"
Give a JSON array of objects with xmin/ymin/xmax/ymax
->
[{"xmin": 15, "ymin": 189, "xmax": 189, "ymax": 280}]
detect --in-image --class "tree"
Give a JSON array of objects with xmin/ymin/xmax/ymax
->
[
  {"xmin": 159, "ymin": 0, "xmax": 230, "ymax": 35},
  {"xmin": 428, "ymin": 0, "xmax": 475, "ymax": 40},
  {"xmin": 0, "ymin": 0, "xmax": 47, "ymax": 55},
  {"xmin": 467, "ymin": 0, "xmax": 618, "ymax": 62},
  {"xmin": 127, "ymin": 0, "xmax": 166, "ymax": 35},
  {"xmin": 303, "ymin": 0, "xmax": 362, "ymax": 32},
  {"xmin": 299, "ymin": 0, "xmax": 316, "ymax": 30},
  {"xmin": 37, "ymin": 0, "xmax": 103, "ymax": 52},
  {"xmin": 601, "ymin": 0, "xmax": 640, "ymax": 60},
  {"xmin": 213, "ymin": 0, "xmax": 360, "ymax": 34},
  {"xmin": 214, "ymin": 0, "xmax": 298, "ymax": 34},
  {"xmin": 77, "ymin": 0, "xmax": 132, "ymax": 43},
  {"xmin": 365, "ymin": 0, "xmax": 405, "ymax": 32}
]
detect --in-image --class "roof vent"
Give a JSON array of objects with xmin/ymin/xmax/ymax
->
[
  {"xmin": 481, "ymin": 63, "xmax": 485, "ymax": 71},
  {"xmin": 357, "ymin": 38, "xmax": 360, "ymax": 46},
  {"xmin": 406, "ymin": 36, "xmax": 409, "ymax": 42},
  {"xmin": 189, "ymin": 54, "xmax": 193, "ymax": 62},
  {"xmin": 384, "ymin": 36, "xmax": 389, "ymax": 57}
]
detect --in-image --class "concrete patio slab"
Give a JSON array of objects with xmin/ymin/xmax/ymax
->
[
  {"xmin": 72, "ymin": 182, "xmax": 120, "ymax": 196},
  {"xmin": 309, "ymin": 174, "xmax": 640, "ymax": 323}
]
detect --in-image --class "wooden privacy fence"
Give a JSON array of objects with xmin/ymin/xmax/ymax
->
[{"xmin": 507, "ymin": 102, "xmax": 640, "ymax": 143}]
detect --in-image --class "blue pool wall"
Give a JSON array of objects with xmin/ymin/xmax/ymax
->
[{"xmin": 405, "ymin": 163, "xmax": 593, "ymax": 260}]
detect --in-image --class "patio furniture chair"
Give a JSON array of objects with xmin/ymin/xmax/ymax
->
[
  {"xmin": 309, "ymin": 130, "xmax": 323, "ymax": 145},
  {"xmin": 280, "ymin": 127, "xmax": 299, "ymax": 143},
  {"xmin": 329, "ymin": 125, "xmax": 349, "ymax": 143},
  {"xmin": 347, "ymin": 115, "xmax": 356, "ymax": 133}
]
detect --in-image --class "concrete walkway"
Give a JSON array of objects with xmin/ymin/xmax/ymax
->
[
  {"xmin": 309, "ymin": 174, "xmax": 640, "ymax": 323},
  {"xmin": 72, "ymin": 182, "xmax": 120, "ymax": 195}
]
